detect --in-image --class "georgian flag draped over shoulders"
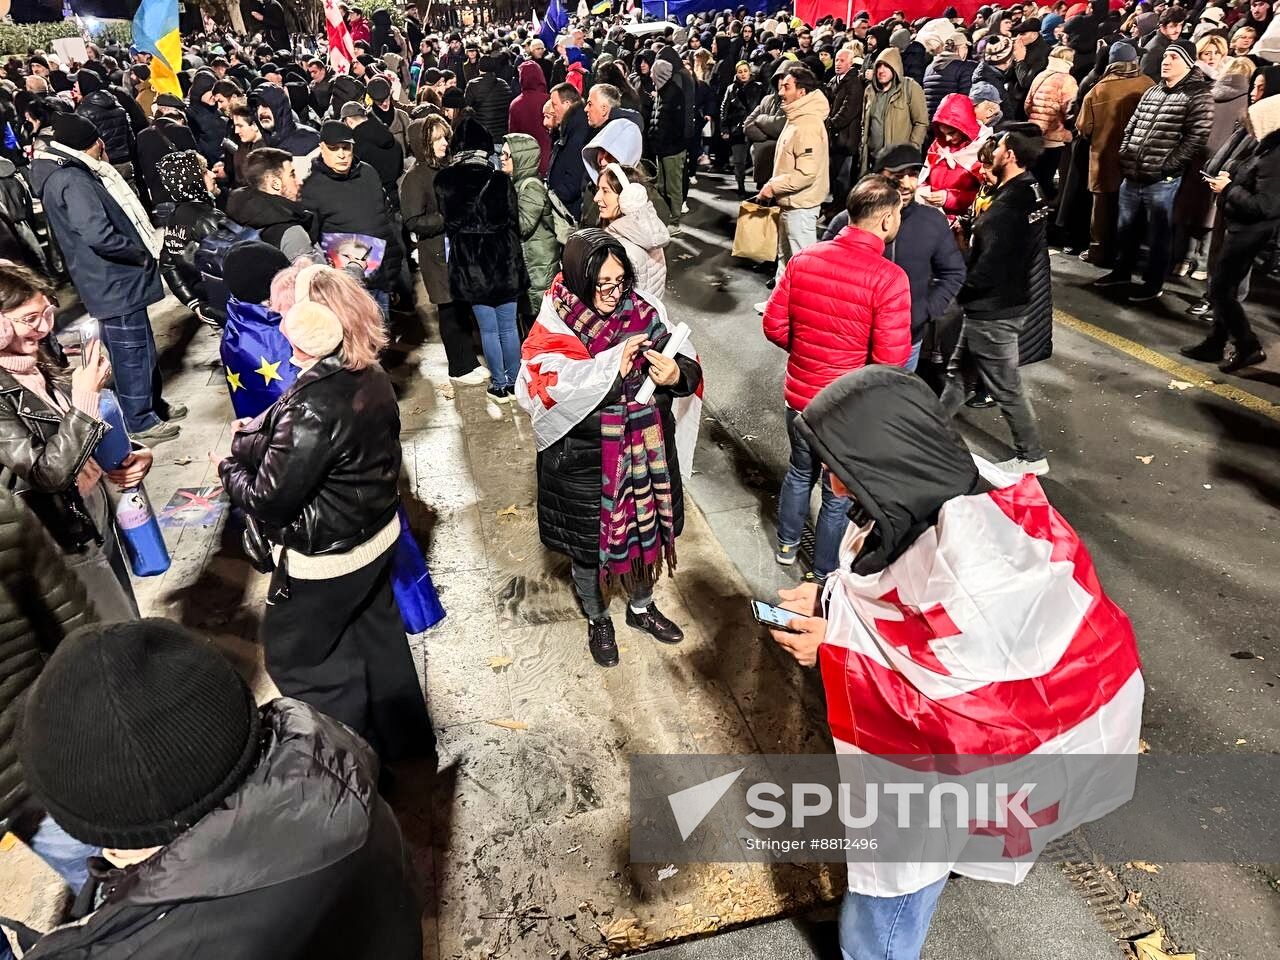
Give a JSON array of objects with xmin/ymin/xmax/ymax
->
[
  {"xmin": 515, "ymin": 291, "xmax": 702, "ymax": 476},
  {"xmin": 821, "ymin": 459, "xmax": 1144, "ymax": 896},
  {"xmin": 324, "ymin": 0, "xmax": 357, "ymax": 75}
]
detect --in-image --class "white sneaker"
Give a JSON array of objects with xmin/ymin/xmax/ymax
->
[
  {"xmin": 1190, "ymin": 268, "xmax": 1208, "ymax": 282},
  {"xmin": 450, "ymin": 366, "xmax": 490, "ymax": 385},
  {"xmin": 753, "ymin": 301, "xmax": 767, "ymax": 314},
  {"xmin": 681, "ymin": 202, "xmax": 690, "ymax": 214},
  {"xmin": 996, "ymin": 457, "xmax": 1050, "ymax": 477}
]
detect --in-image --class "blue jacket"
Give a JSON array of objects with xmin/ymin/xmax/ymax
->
[
  {"xmin": 824, "ymin": 201, "xmax": 966, "ymax": 341},
  {"xmin": 30, "ymin": 148, "xmax": 163, "ymax": 318}
]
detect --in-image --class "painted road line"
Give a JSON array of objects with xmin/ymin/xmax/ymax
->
[{"xmin": 1055, "ymin": 308, "xmax": 1280, "ymax": 423}]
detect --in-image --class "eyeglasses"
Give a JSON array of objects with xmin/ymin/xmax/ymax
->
[
  {"xmin": 595, "ymin": 280, "xmax": 627, "ymax": 299},
  {"xmin": 2, "ymin": 302, "xmax": 54, "ymax": 331}
]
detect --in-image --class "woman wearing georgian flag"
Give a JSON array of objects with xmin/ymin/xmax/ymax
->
[{"xmin": 515, "ymin": 231, "xmax": 703, "ymax": 668}]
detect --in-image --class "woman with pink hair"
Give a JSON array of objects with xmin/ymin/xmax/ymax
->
[{"xmin": 217, "ymin": 264, "xmax": 434, "ymax": 763}]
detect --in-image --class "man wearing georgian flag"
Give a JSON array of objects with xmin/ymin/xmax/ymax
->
[
  {"xmin": 768, "ymin": 366, "xmax": 1143, "ymax": 960},
  {"xmin": 515, "ymin": 231, "xmax": 703, "ymax": 668}
]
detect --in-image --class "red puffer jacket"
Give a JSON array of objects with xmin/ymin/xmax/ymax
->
[{"xmin": 762, "ymin": 225, "xmax": 912, "ymax": 411}]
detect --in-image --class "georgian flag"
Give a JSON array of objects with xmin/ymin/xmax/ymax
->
[
  {"xmin": 514, "ymin": 291, "xmax": 702, "ymax": 477},
  {"xmin": 821, "ymin": 459, "xmax": 1144, "ymax": 896},
  {"xmin": 324, "ymin": 0, "xmax": 357, "ymax": 75}
]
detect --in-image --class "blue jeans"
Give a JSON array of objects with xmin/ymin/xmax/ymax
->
[
  {"xmin": 1115, "ymin": 176, "xmax": 1182, "ymax": 291},
  {"xmin": 472, "ymin": 301, "xmax": 521, "ymax": 390},
  {"xmin": 777, "ymin": 406, "xmax": 849, "ymax": 579},
  {"xmin": 839, "ymin": 875, "xmax": 948, "ymax": 960},
  {"xmin": 905, "ymin": 339, "xmax": 923, "ymax": 373},
  {"xmin": 370, "ymin": 288, "xmax": 390, "ymax": 320},
  {"xmin": 97, "ymin": 308, "xmax": 162, "ymax": 433},
  {"xmin": 0, "ymin": 813, "xmax": 97, "ymax": 959}
]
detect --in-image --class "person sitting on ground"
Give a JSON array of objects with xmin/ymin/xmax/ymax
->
[{"xmin": 13, "ymin": 618, "xmax": 424, "ymax": 959}]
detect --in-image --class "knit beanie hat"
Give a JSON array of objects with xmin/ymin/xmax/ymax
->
[
  {"xmin": 441, "ymin": 86, "xmax": 465, "ymax": 109},
  {"xmin": 651, "ymin": 58, "xmax": 674, "ymax": 89},
  {"xmin": 225, "ymin": 241, "xmax": 290, "ymax": 303},
  {"xmin": 73, "ymin": 69, "xmax": 104, "ymax": 96},
  {"xmin": 1166, "ymin": 39, "xmax": 1196, "ymax": 69},
  {"xmin": 1109, "ymin": 40, "xmax": 1138, "ymax": 63},
  {"xmin": 17, "ymin": 619, "xmax": 262, "ymax": 849},
  {"xmin": 50, "ymin": 113, "xmax": 100, "ymax": 151},
  {"xmin": 984, "ymin": 35, "xmax": 1013, "ymax": 62}
]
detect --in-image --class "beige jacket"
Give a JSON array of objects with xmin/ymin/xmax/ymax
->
[{"xmin": 766, "ymin": 88, "xmax": 830, "ymax": 210}]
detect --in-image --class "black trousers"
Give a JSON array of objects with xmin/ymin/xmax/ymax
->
[
  {"xmin": 438, "ymin": 301, "xmax": 480, "ymax": 378},
  {"xmin": 1207, "ymin": 228, "xmax": 1267, "ymax": 352},
  {"xmin": 262, "ymin": 545, "xmax": 435, "ymax": 762}
]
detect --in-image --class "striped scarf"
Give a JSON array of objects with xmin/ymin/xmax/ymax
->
[{"xmin": 551, "ymin": 279, "xmax": 677, "ymax": 588}]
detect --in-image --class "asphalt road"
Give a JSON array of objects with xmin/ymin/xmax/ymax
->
[{"xmin": 661, "ymin": 171, "xmax": 1280, "ymax": 959}]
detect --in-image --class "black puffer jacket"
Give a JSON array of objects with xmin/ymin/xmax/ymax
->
[
  {"xmin": 1118, "ymin": 69, "xmax": 1213, "ymax": 184},
  {"xmin": 351, "ymin": 117, "xmax": 404, "ymax": 206},
  {"xmin": 537, "ymin": 326, "xmax": 702, "ymax": 567},
  {"xmin": 0, "ymin": 365, "xmax": 106, "ymax": 553},
  {"xmin": 23, "ymin": 700, "xmax": 422, "ymax": 960},
  {"xmin": 464, "ymin": 72, "xmax": 513, "ymax": 141},
  {"xmin": 1219, "ymin": 128, "xmax": 1280, "ymax": 237},
  {"xmin": 75, "ymin": 91, "xmax": 133, "ymax": 164},
  {"xmin": 433, "ymin": 152, "xmax": 528, "ymax": 305},
  {"xmin": 959, "ymin": 171, "xmax": 1052, "ymax": 322},
  {"xmin": 220, "ymin": 354, "xmax": 401, "ymax": 557},
  {"xmin": 0, "ymin": 486, "xmax": 96, "ymax": 823},
  {"xmin": 923, "ymin": 55, "xmax": 977, "ymax": 121},
  {"xmin": 720, "ymin": 77, "xmax": 765, "ymax": 140},
  {"xmin": 299, "ymin": 157, "xmax": 404, "ymax": 291},
  {"xmin": 158, "ymin": 200, "xmax": 226, "ymax": 306},
  {"xmin": 1020, "ymin": 225, "xmax": 1054, "ymax": 366}
]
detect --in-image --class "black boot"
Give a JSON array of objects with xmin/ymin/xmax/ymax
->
[
  {"xmin": 1218, "ymin": 343, "xmax": 1267, "ymax": 374},
  {"xmin": 625, "ymin": 603, "xmax": 684, "ymax": 644},
  {"xmin": 587, "ymin": 617, "xmax": 619, "ymax": 667}
]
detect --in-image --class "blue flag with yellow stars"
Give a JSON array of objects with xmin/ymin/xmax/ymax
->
[{"xmin": 220, "ymin": 297, "xmax": 296, "ymax": 419}]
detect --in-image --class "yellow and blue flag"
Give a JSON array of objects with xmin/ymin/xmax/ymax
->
[
  {"xmin": 590, "ymin": 0, "xmax": 613, "ymax": 14},
  {"xmin": 131, "ymin": 0, "xmax": 183, "ymax": 98}
]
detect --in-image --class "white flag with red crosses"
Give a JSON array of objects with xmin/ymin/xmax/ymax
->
[{"xmin": 819, "ymin": 460, "xmax": 1144, "ymax": 896}]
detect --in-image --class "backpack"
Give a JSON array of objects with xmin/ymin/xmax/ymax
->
[{"xmin": 194, "ymin": 219, "xmax": 260, "ymax": 318}]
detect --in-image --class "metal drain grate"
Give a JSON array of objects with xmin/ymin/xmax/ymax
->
[{"xmin": 1046, "ymin": 831, "xmax": 1156, "ymax": 946}]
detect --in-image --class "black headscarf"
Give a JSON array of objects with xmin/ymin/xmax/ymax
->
[
  {"xmin": 795, "ymin": 367, "xmax": 983, "ymax": 575},
  {"xmin": 561, "ymin": 229, "xmax": 634, "ymax": 311},
  {"xmin": 156, "ymin": 149, "xmax": 209, "ymax": 204}
]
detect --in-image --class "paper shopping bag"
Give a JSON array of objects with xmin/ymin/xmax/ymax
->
[{"xmin": 731, "ymin": 201, "xmax": 780, "ymax": 263}]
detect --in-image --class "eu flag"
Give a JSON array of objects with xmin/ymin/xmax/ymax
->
[
  {"xmin": 220, "ymin": 297, "xmax": 297, "ymax": 419},
  {"xmin": 538, "ymin": 0, "xmax": 569, "ymax": 51}
]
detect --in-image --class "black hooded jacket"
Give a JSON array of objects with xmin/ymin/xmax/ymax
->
[
  {"xmin": 794, "ymin": 366, "xmax": 982, "ymax": 576},
  {"xmin": 74, "ymin": 90, "xmax": 133, "ymax": 164},
  {"xmin": 186, "ymin": 71, "xmax": 227, "ymax": 165},
  {"xmin": 22, "ymin": 700, "xmax": 422, "ymax": 960},
  {"xmin": 350, "ymin": 117, "xmax": 404, "ymax": 206},
  {"xmin": 257, "ymin": 84, "xmax": 320, "ymax": 156},
  {"xmin": 299, "ymin": 157, "xmax": 403, "ymax": 291}
]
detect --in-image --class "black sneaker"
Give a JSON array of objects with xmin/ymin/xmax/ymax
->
[
  {"xmin": 1091, "ymin": 272, "xmax": 1130, "ymax": 289},
  {"xmin": 1127, "ymin": 286, "xmax": 1164, "ymax": 303},
  {"xmin": 587, "ymin": 617, "xmax": 619, "ymax": 667},
  {"xmin": 486, "ymin": 386, "xmax": 512, "ymax": 404},
  {"xmin": 625, "ymin": 603, "xmax": 684, "ymax": 644},
  {"xmin": 1178, "ymin": 339, "xmax": 1225, "ymax": 363},
  {"xmin": 965, "ymin": 392, "xmax": 996, "ymax": 409},
  {"xmin": 1218, "ymin": 345, "xmax": 1267, "ymax": 374}
]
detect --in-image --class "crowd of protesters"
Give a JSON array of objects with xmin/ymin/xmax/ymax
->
[{"xmin": 0, "ymin": 1, "xmax": 1275, "ymax": 958}]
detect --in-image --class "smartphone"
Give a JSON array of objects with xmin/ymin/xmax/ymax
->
[{"xmin": 751, "ymin": 599, "xmax": 805, "ymax": 633}]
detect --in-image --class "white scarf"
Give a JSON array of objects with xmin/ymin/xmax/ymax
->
[{"xmin": 35, "ymin": 142, "xmax": 163, "ymax": 260}]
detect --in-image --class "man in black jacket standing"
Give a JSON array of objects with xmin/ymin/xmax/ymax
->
[
  {"xmin": 547, "ymin": 83, "xmax": 591, "ymax": 219},
  {"xmin": 1010, "ymin": 18, "xmax": 1049, "ymax": 121},
  {"xmin": 14, "ymin": 619, "xmax": 423, "ymax": 960},
  {"xmin": 1140, "ymin": 7, "xmax": 1187, "ymax": 83},
  {"xmin": 464, "ymin": 55, "xmax": 513, "ymax": 143},
  {"xmin": 825, "ymin": 45, "xmax": 864, "ymax": 212},
  {"xmin": 649, "ymin": 58, "xmax": 689, "ymax": 231},
  {"xmin": 1094, "ymin": 39, "xmax": 1212, "ymax": 301},
  {"xmin": 186, "ymin": 70, "xmax": 227, "ymax": 166},
  {"xmin": 300, "ymin": 121, "xmax": 404, "ymax": 317},
  {"xmin": 941, "ymin": 129, "xmax": 1050, "ymax": 476}
]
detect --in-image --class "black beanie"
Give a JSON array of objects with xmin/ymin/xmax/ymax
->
[
  {"xmin": 74, "ymin": 69, "xmax": 104, "ymax": 96},
  {"xmin": 441, "ymin": 86, "xmax": 465, "ymax": 109},
  {"xmin": 50, "ymin": 113, "xmax": 100, "ymax": 151},
  {"xmin": 225, "ymin": 240, "xmax": 291, "ymax": 303},
  {"xmin": 18, "ymin": 619, "xmax": 262, "ymax": 849}
]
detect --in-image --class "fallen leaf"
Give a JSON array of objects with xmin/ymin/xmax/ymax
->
[
  {"xmin": 439, "ymin": 385, "xmax": 455, "ymax": 400},
  {"xmin": 1139, "ymin": 738, "xmax": 1151, "ymax": 754},
  {"xmin": 1211, "ymin": 806, "xmax": 1226, "ymax": 814},
  {"xmin": 497, "ymin": 504, "xmax": 521, "ymax": 519},
  {"xmin": 1126, "ymin": 860, "xmax": 1162, "ymax": 874},
  {"xmin": 1136, "ymin": 455, "xmax": 1154, "ymax": 465},
  {"xmin": 1126, "ymin": 888, "xmax": 1143, "ymax": 908},
  {"xmin": 1235, "ymin": 738, "xmax": 1247, "ymax": 745},
  {"xmin": 741, "ymin": 434, "xmax": 758, "ymax": 441},
  {"xmin": 487, "ymin": 655, "xmax": 513, "ymax": 670},
  {"xmin": 172, "ymin": 456, "xmax": 193, "ymax": 465},
  {"xmin": 486, "ymin": 718, "xmax": 528, "ymax": 731},
  {"xmin": 566, "ymin": 844, "xmax": 582, "ymax": 854},
  {"xmin": 1168, "ymin": 379, "xmax": 1193, "ymax": 391},
  {"xmin": 1131, "ymin": 928, "xmax": 1195, "ymax": 960},
  {"xmin": 1203, "ymin": 484, "xmax": 1213, "ymax": 490}
]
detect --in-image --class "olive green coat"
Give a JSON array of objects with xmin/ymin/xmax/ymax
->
[{"xmin": 504, "ymin": 133, "xmax": 560, "ymax": 312}]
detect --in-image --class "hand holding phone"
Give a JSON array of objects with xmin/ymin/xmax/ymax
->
[{"xmin": 751, "ymin": 599, "xmax": 804, "ymax": 633}]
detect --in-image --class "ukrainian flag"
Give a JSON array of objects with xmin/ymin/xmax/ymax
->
[
  {"xmin": 590, "ymin": 0, "xmax": 612, "ymax": 12},
  {"xmin": 131, "ymin": 0, "xmax": 183, "ymax": 98}
]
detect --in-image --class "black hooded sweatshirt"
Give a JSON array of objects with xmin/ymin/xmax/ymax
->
[{"xmin": 795, "ymin": 366, "xmax": 982, "ymax": 577}]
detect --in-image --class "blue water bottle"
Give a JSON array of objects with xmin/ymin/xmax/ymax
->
[{"xmin": 92, "ymin": 391, "xmax": 171, "ymax": 577}]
